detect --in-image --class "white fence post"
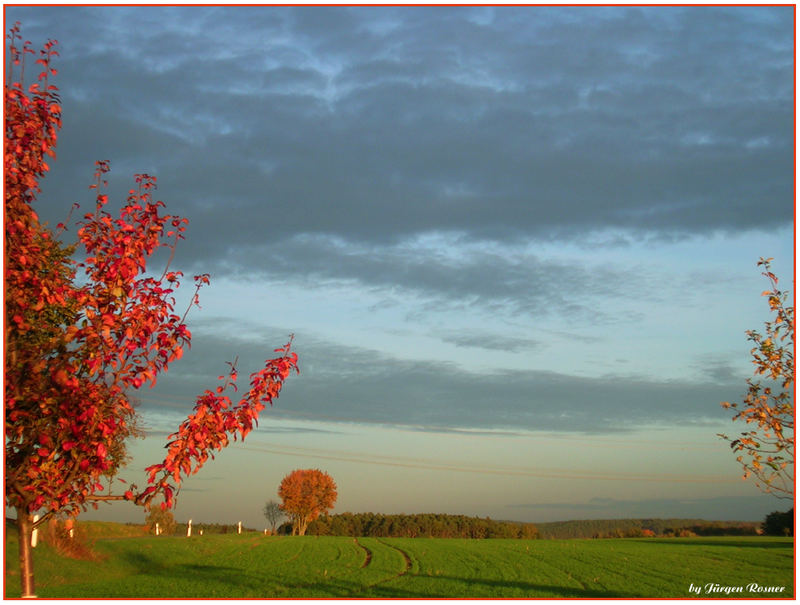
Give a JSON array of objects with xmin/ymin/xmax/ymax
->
[
  {"xmin": 238, "ymin": 521, "xmax": 242, "ymax": 535},
  {"xmin": 155, "ymin": 522, "xmax": 160, "ymax": 536},
  {"xmin": 30, "ymin": 515, "xmax": 40, "ymax": 548},
  {"xmin": 187, "ymin": 519, "xmax": 192, "ymax": 537}
]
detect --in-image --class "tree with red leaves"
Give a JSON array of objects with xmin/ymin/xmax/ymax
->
[
  {"xmin": 5, "ymin": 24, "xmax": 298, "ymax": 597},
  {"xmin": 279, "ymin": 469, "xmax": 338, "ymax": 536}
]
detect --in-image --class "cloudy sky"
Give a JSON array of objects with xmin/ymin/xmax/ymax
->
[{"xmin": 7, "ymin": 5, "xmax": 794, "ymax": 528}]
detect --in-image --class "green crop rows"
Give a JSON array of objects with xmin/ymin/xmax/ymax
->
[{"xmin": 5, "ymin": 530, "xmax": 793, "ymax": 598}]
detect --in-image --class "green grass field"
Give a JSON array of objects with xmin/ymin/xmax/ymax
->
[{"xmin": 4, "ymin": 526, "xmax": 793, "ymax": 598}]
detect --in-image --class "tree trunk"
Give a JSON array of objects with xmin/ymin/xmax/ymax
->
[{"xmin": 16, "ymin": 507, "xmax": 36, "ymax": 598}]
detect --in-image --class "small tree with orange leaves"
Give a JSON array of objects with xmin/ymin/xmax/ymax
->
[
  {"xmin": 278, "ymin": 469, "xmax": 337, "ymax": 536},
  {"xmin": 720, "ymin": 258, "xmax": 794, "ymax": 499}
]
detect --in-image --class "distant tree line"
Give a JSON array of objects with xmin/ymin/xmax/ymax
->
[
  {"xmin": 534, "ymin": 518, "xmax": 761, "ymax": 540},
  {"xmin": 300, "ymin": 512, "xmax": 539, "ymax": 539}
]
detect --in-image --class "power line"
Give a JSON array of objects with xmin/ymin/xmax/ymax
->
[
  {"xmin": 134, "ymin": 393, "xmax": 722, "ymax": 451},
  {"xmin": 133, "ymin": 393, "xmax": 738, "ymax": 484},
  {"xmin": 236, "ymin": 442, "xmax": 740, "ymax": 485}
]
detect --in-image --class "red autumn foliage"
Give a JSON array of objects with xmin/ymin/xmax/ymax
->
[
  {"xmin": 143, "ymin": 344, "xmax": 299, "ymax": 510},
  {"xmin": 278, "ymin": 469, "xmax": 338, "ymax": 536},
  {"xmin": 5, "ymin": 24, "xmax": 298, "ymax": 595}
]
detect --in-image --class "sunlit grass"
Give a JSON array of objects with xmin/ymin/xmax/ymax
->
[{"xmin": 4, "ymin": 524, "xmax": 793, "ymax": 598}]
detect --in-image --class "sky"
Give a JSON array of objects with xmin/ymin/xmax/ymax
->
[{"xmin": 5, "ymin": 5, "xmax": 795, "ymax": 530}]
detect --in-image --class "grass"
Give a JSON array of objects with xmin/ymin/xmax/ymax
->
[
  {"xmin": 372, "ymin": 537, "xmax": 794, "ymax": 598},
  {"xmin": 68, "ymin": 520, "xmax": 149, "ymax": 540},
  {"xmin": 4, "ymin": 523, "xmax": 793, "ymax": 598}
]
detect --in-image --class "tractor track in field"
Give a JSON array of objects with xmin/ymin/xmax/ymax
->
[
  {"xmin": 348, "ymin": 538, "xmax": 413, "ymax": 596},
  {"xmin": 377, "ymin": 539, "xmax": 412, "ymax": 576},
  {"xmin": 353, "ymin": 538, "xmax": 372, "ymax": 568}
]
